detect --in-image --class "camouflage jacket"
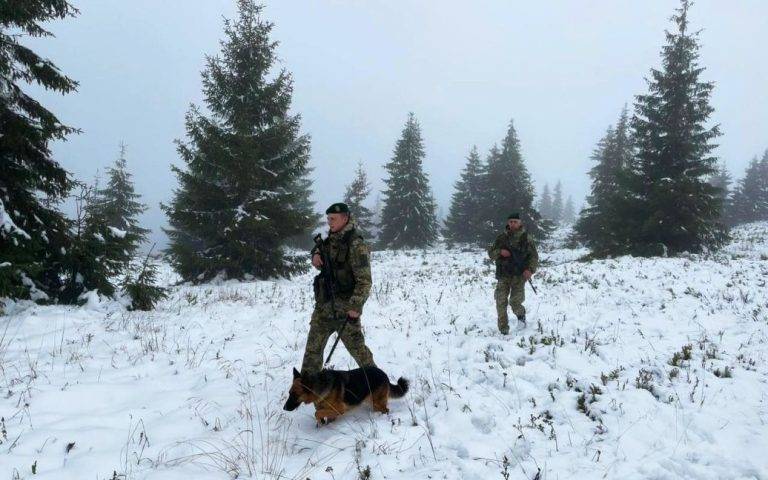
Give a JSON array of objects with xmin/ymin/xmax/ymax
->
[
  {"xmin": 487, "ymin": 227, "xmax": 539, "ymax": 279},
  {"xmin": 311, "ymin": 219, "xmax": 372, "ymax": 313}
]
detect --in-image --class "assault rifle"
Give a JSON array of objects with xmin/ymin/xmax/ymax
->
[
  {"xmin": 507, "ymin": 247, "xmax": 537, "ymax": 294},
  {"xmin": 313, "ymin": 233, "xmax": 350, "ymax": 365}
]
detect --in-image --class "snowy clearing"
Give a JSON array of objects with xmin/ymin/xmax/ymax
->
[{"xmin": 1, "ymin": 224, "xmax": 767, "ymax": 480}]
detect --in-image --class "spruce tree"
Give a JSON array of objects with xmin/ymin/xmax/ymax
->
[
  {"xmin": 57, "ymin": 144, "xmax": 150, "ymax": 303},
  {"xmin": 621, "ymin": 0, "xmax": 726, "ymax": 255},
  {"xmin": 122, "ymin": 246, "xmax": 167, "ymax": 311},
  {"xmin": 574, "ymin": 106, "xmax": 634, "ymax": 255},
  {"xmin": 538, "ymin": 183, "xmax": 553, "ymax": 221},
  {"xmin": 163, "ymin": 0, "xmax": 316, "ymax": 281},
  {"xmin": 378, "ymin": 113, "xmax": 438, "ymax": 249},
  {"xmin": 551, "ymin": 181, "xmax": 564, "ymax": 225},
  {"xmin": 369, "ymin": 193, "xmax": 383, "ymax": 242},
  {"xmin": 709, "ymin": 161, "xmax": 732, "ymax": 223},
  {"xmin": 574, "ymin": 127, "xmax": 616, "ymax": 249},
  {"xmin": 730, "ymin": 151, "xmax": 768, "ymax": 225},
  {"xmin": 88, "ymin": 144, "xmax": 149, "ymax": 268},
  {"xmin": 479, "ymin": 120, "xmax": 546, "ymax": 241},
  {"xmin": 563, "ymin": 195, "xmax": 575, "ymax": 224},
  {"xmin": 0, "ymin": 1, "xmax": 79, "ymax": 301},
  {"xmin": 343, "ymin": 162, "xmax": 374, "ymax": 238},
  {"xmin": 444, "ymin": 146, "xmax": 486, "ymax": 244},
  {"xmin": 59, "ymin": 184, "xmax": 116, "ymax": 303}
]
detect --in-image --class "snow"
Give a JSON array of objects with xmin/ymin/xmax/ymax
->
[
  {"xmin": 0, "ymin": 199, "xmax": 31, "ymax": 240},
  {"xmin": 1, "ymin": 224, "xmax": 767, "ymax": 479},
  {"xmin": 18, "ymin": 272, "xmax": 49, "ymax": 302},
  {"xmin": 108, "ymin": 226, "xmax": 128, "ymax": 239}
]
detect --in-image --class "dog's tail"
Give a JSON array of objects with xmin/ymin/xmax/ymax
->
[{"xmin": 389, "ymin": 377, "xmax": 409, "ymax": 398}]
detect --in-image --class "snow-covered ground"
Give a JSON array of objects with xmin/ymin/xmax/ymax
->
[{"xmin": 1, "ymin": 223, "xmax": 767, "ymax": 480}]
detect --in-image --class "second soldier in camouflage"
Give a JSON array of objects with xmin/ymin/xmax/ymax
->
[{"xmin": 488, "ymin": 212, "xmax": 539, "ymax": 334}]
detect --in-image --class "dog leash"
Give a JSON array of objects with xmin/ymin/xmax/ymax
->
[{"xmin": 324, "ymin": 314, "xmax": 352, "ymax": 366}]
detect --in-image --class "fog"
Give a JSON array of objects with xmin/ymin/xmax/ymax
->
[{"xmin": 27, "ymin": 0, "xmax": 768, "ymax": 247}]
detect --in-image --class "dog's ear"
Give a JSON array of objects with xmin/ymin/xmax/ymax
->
[{"xmin": 293, "ymin": 367, "xmax": 301, "ymax": 379}]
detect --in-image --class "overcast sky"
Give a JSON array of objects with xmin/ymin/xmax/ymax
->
[{"xmin": 29, "ymin": 0, "xmax": 768, "ymax": 247}]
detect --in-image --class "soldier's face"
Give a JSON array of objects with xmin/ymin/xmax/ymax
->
[
  {"xmin": 507, "ymin": 219, "xmax": 522, "ymax": 231},
  {"xmin": 327, "ymin": 213, "xmax": 349, "ymax": 233}
]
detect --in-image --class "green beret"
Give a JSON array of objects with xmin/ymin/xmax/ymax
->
[
  {"xmin": 325, "ymin": 202, "xmax": 350, "ymax": 214},
  {"xmin": 507, "ymin": 212, "xmax": 520, "ymax": 220}
]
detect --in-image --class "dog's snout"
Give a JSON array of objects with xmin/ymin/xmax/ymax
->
[{"xmin": 283, "ymin": 395, "xmax": 300, "ymax": 411}]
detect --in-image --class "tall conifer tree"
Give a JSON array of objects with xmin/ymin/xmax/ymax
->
[
  {"xmin": 574, "ymin": 106, "xmax": 634, "ymax": 255},
  {"xmin": 538, "ymin": 183, "xmax": 553, "ymax": 221},
  {"xmin": 369, "ymin": 193, "xmax": 383, "ymax": 241},
  {"xmin": 621, "ymin": 0, "xmax": 726, "ymax": 254},
  {"xmin": 563, "ymin": 195, "xmax": 575, "ymax": 224},
  {"xmin": 480, "ymin": 120, "xmax": 545, "ymax": 241},
  {"xmin": 88, "ymin": 144, "xmax": 149, "ymax": 268},
  {"xmin": 59, "ymin": 184, "xmax": 117, "ymax": 302},
  {"xmin": 0, "ymin": 2, "xmax": 79, "ymax": 300},
  {"xmin": 444, "ymin": 146, "xmax": 486, "ymax": 244},
  {"xmin": 343, "ymin": 162, "xmax": 374, "ymax": 238},
  {"xmin": 163, "ymin": 1, "xmax": 316, "ymax": 281},
  {"xmin": 709, "ymin": 161, "xmax": 732, "ymax": 222},
  {"xmin": 378, "ymin": 113, "xmax": 438, "ymax": 249},
  {"xmin": 551, "ymin": 181, "xmax": 564, "ymax": 225}
]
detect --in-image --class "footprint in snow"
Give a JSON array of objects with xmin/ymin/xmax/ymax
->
[{"xmin": 471, "ymin": 413, "xmax": 496, "ymax": 434}]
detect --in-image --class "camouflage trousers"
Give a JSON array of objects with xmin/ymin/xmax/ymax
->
[
  {"xmin": 300, "ymin": 301, "xmax": 376, "ymax": 374},
  {"xmin": 494, "ymin": 276, "xmax": 526, "ymax": 332}
]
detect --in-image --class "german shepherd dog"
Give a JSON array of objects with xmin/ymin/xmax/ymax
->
[{"xmin": 283, "ymin": 367, "xmax": 409, "ymax": 425}]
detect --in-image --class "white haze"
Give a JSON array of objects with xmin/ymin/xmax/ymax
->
[{"xmin": 26, "ymin": 0, "xmax": 768, "ymax": 248}]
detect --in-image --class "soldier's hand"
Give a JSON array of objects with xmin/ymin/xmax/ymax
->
[
  {"xmin": 312, "ymin": 254, "xmax": 323, "ymax": 268},
  {"xmin": 347, "ymin": 310, "xmax": 360, "ymax": 319},
  {"xmin": 500, "ymin": 249, "xmax": 512, "ymax": 258},
  {"xmin": 522, "ymin": 269, "xmax": 533, "ymax": 281}
]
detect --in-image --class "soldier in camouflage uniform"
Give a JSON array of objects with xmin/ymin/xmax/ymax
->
[
  {"xmin": 300, "ymin": 202, "xmax": 377, "ymax": 374},
  {"xmin": 488, "ymin": 213, "xmax": 539, "ymax": 334}
]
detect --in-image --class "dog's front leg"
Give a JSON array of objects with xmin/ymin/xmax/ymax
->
[{"xmin": 314, "ymin": 408, "xmax": 337, "ymax": 426}]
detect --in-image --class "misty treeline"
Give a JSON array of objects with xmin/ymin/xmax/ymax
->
[{"xmin": 2, "ymin": 0, "xmax": 768, "ymax": 305}]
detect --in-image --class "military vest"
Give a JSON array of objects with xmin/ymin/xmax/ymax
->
[
  {"xmin": 496, "ymin": 231, "xmax": 530, "ymax": 277},
  {"xmin": 315, "ymin": 229, "xmax": 360, "ymax": 301}
]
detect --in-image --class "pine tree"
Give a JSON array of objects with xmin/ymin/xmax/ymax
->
[
  {"xmin": 444, "ymin": 146, "xmax": 486, "ymax": 244},
  {"xmin": 369, "ymin": 193, "xmax": 383, "ymax": 242},
  {"xmin": 59, "ymin": 184, "xmax": 116, "ymax": 303},
  {"xmin": 537, "ymin": 183, "xmax": 553, "ymax": 221},
  {"xmin": 479, "ymin": 120, "xmax": 546, "ymax": 241},
  {"xmin": 574, "ymin": 127, "xmax": 616, "ymax": 249},
  {"xmin": 88, "ymin": 144, "xmax": 149, "ymax": 268},
  {"xmin": 574, "ymin": 106, "xmax": 634, "ymax": 255},
  {"xmin": 122, "ymin": 246, "xmax": 167, "ymax": 311},
  {"xmin": 730, "ymin": 151, "xmax": 768, "ymax": 225},
  {"xmin": 378, "ymin": 113, "xmax": 438, "ymax": 249},
  {"xmin": 709, "ymin": 161, "xmax": 732, "ymax": 222},
  {"xmin": 551, "ymin": 181, "xmax": 564, "ymax": 225},
  {"xmin": 163, "ymin": 0, "xmax": 317, "ymax": 281},
  {"xmin": 621, "ymin": 0, "xmax": 726, "ymax": 255},
  {"xmin": 563, "ymin": 195, "xmax": 575, "ymax": 224},
  {"xmin": 0, "ymin": 2, "xmax": 79, "ymax": 301},
  {"xmin": 343, "ymin": 162, "xmax": 374, "ymax": 238}
]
